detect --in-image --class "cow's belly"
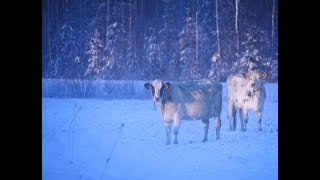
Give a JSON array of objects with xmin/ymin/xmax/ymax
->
[
  {"xmin": 184, "ymin": 101, "xmax": 205, "ymax": 120},
  {"xmin": 233, "ymin": 96, "xmax": 260, "ymax": 112}
]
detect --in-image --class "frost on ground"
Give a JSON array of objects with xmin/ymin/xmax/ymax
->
[{"xmin": 42, "ymin": 83, "xmax": 278, "ymax": 180}]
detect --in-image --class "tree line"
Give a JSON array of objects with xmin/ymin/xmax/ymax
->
[{"xmin": 42, "ymin": 0, "xmax": 278, "ymax": 82}]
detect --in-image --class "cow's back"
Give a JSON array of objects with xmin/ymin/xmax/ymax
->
[{"xmin": 164, "ymin": 79, "xmax": 222, "ymax": 120}]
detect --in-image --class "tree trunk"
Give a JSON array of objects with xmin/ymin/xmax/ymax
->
[
  {"xmin": 155, "ymin": 0, "xmax": 158, "ymax": 17},
  {"xmin": 216, "ymin": 0, "xmax": 220, "ymax": 57},
  {"xmin": 129, "ymin": 0, "xmax": 131, "ymax": 40},
  {"xmin": 235, "ymin": 0, "xmax": 240, "ymax": 55},
  {"xmin": 196, "ymin": 0, "xmax": 199, "ymax": 78},
  {"xmin": 80, "ymin": 0, "xmax": 82, "ymax": 58},
  {"xmin": 106, "ymin": 0, "xmax": 109, "ymax": 43},
  {"xmin": 122, "ymin": 0, "xmax": 124, "ymax": 25},
  {"xmin": 47, "ymin": 0, "xmax": 52, "ymax": 76},
  {"xmin": 271, "ymin": 0, "xmax": 275, "ymax": 59},
  {"xmin": 56, "ymin": 0, "xmax": 59, "ymax": 59},
  {"xmin": 215, "ymin": 0, "xmax": 221, "ymax": 81},
  {"xmin": 139, "ymin": 0, "xmax": 144, "ymax": 62},
  {"xmin": 141, "ymin": 0, "xmax": 144, "ymax": 42}
]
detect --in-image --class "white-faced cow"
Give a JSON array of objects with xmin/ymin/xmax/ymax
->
[
  {"xmin": 227, "ymin": 70, "xmax": 268, "ymax": 132},
  {"xmin": 144, "ymin": 79, "xmax": 222, "ymax": 145}
]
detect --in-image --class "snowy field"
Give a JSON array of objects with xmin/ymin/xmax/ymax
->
[{"xmin": 42, "ymin": 83, "xmax": 278, "ymax": 180}]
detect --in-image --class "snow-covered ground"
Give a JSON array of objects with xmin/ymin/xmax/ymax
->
[{"xmin": 42, "ymin": 83, "xmax": 278, "ymax": 180}]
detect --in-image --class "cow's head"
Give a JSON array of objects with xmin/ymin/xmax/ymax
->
[
  {"xmin": 144, "ymin": 79, "xmax": 171, "ymax": 102},
  {"xmin": 243, "ymin": 70, "xmax": 267, "ymax": 90}
]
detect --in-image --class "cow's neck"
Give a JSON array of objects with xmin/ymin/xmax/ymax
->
[
  {"xmin": 155, "ymin": 100, "xmax": 165, "ymax": 118},
  {"xmin": 253, "ymin": 88, "xmax": 261, "ymax": 94},
  {"xmin": 154, "ymin": 100, "xmax": 162, "ymax": 107},
  {"xmin": 254, "ymin": 85, "xmax": 265, "ymax": 95},
  {"xmin": 253, "ymin": 81, "xmax": 264, "ymax": 93},
  {"xmin": 252, "ymin": 87, "xmax": 266, "ymax": 102}
]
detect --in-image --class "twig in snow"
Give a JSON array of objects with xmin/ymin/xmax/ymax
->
[
  {"xmin": 105, "ymin": 123, "xmax": 125, "ymax": 163},
  {"xmin": 99, "ymin": 123, "xmax": 125, "ymax": 180},
  {"xmin": 68, "ymin": 104, "xmax": 83, "ymax": 163}
]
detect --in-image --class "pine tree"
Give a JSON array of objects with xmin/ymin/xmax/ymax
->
[
  {"xmin": 85, "ymin": 28, "xmax": 103, "ymax": 79},
  {"xmin": 143, "ymin": 25, "xmax": 162, "ymax": 80},
  {"xmin": 59, "ymin": 22, "xmax": 80, "ymax": 78},
  {"xmin": 179, "ymin": 3, "xmax": 200, "ymax": 80},
  {"xmin": 218, "ymin": 0, "xmax": 237, "ymax": 76},
  {"xmin": 198, "ymin": 0, "xmax": 215, "ymax": 78},
  {"xmin": 125, "ymin": 0, "xmax": 139, "ymax": 80},
  {"xmin": 158, "ymin": 0, "xmax": 180, "ymax": 80},
  {"xmin": 207, "ymin": 0, "xmax": 229, "ymax": 82},
  {"xmin": 103, "ymin": 1, "xmax": 128, "ymax": 79},
  {"xmin": 231, "ymin": 26, "xmax": 268, "ymax": 74},
  {"xmin": 208, "ymin": 53, "xmax": 228, "ymax": 82}
]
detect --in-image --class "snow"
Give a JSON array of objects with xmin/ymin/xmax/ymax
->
[{"xmin": 42, "ymin": 83, "xmax": 278, "ymax": 180}]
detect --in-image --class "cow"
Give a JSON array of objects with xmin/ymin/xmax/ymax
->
[
  {"xmin": 226, "ymin": 70, "xmax": 268, "ymax": 132},
  {"xmin": 144, "ymin": 79, "xmax": 222, "ymax": 145}
]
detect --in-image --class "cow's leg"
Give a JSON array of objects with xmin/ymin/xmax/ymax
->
[
  {"xmin": 214, "ymin": 116, "xmax": 221, "ymax": 140},
  {"xmin": 202, "ymin": 119, "xmax": 209, "ymax": 142},
  {"xmin": 173, "ymin": 114, "xmax": 180, "ymax": 144},
  {"xmin": 257, "ymin": 112, "xmax": 262, "ymax": 131},
  {"xmin": 241, "ymin": 109, "xmax": 249, "ymax": 131},
  {"xmin": 164, "ymin": 122, "xmax": 171, "ymax": 145},
  {"xmin": 232, "ymin": 107, "xmax": 237, "ymax": 131},
  {"xmin": 239, "ymin": 108, "xmax": 245, "ymax": 131},
  {"xmin": 228, "ymin": 101, "xmax": 236, "ymax": 131}
]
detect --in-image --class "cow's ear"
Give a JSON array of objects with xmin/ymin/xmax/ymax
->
[
  {"xmin": 144, "ymin": 83, "xmax": 152, "ymax": 90},
  {"xmin": 165, "ymin": 82, "xmax": 171, "ymax": 89},
  {"xmin": 261, "ymin": 72, "xmax": 268, "ymax": 79},
  {"xmin": 243, "ymin": 72, "xmax": 251, "ymax": 79}
]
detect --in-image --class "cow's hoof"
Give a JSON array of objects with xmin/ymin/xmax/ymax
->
[
  {"xmin": 202, "ymin": 138, "xmax": 207, "ymax": 142},
  {"xmin": 258, "ymin": 128, "xmax": 262, "ymax": 132},
  {"xmin": 229, "ymin": 128, "xmax": 235, "ymax": 132},
  {"xmin": 174, "ymin": 140, "xmax": 178, "ymax": 144},
  {"xmin": 216, "ymin": 137, "xmax": 220, "ymax": 140},
  {"xmin": 241, "ymin": 129, "xmax": 246, "ymax": 132}
]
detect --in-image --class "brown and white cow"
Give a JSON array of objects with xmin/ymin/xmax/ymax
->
[
  {"xmin": 144, "ymin": 79, "xmax": 222, "ymax": 145},
  {"xmin": 227, "ymin": 70, "xmax": 267, "ymax": 132}
]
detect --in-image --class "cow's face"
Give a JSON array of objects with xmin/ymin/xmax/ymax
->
[
  {"xmin": 144, "ymin": 79, "xmax": 171, "ymax": 102},
  {"xmin": 243, "ymin": 71, "xmax": 267, "ymax": 90}
]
